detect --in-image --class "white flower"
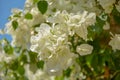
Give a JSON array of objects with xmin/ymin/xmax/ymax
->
[
  {"xmin": 103, "ymin": 22, "xmax": 110, "ymax": 30},
  {"xmin": 48, "ymin": 11, "xmax": 96, "ymax": 40},
  {"xmin": 30, "ymin": 7, "xmax": 45, "ymax": 25},
  {"xmin": 24, "ymin": 64, "xmax": 54, "ymax": 80},
  {"xmin": 71, "ymin": 0, "xmax": 100, "ymax": 13},
  {"xmin": 68, "ymin": 11, "xmax": 96, "ymax": 40},
  {"xmin": 109, "ymin": 34, "xmax": 120, "ymax": 51},
  {"xmin": 5, "ymin": 19, "xmax": 31, "ymax": 49},
  {"xmin": 47, "ymin": 11, "xmax": 69, "ymax": 23},
  {"xmin": 30, "ymin": 10, "xmax": 96, "ymax": 75},
  {"xmin": 74, "ymin": 25, "xmax": 88, "ymax": 40},
  {"xmin": 97, "ymin": 0, "xmax": 115, "ymax": 13},
  {"xmin": 30, "ymin": 22, "xmax": 75, "ymax": 75},
  {"xmin": 30, "ymin": 23, "xmax": 52, "ymax": 59},
  {"xmin": 44, "ymin": 45, "xmax": 74, "ymax": 75},
  {"xmin": 25, "ymin": 0, "xmax": 33, "ymax": 8},
  {"xmin": 115, "ymin": 1, "xmax": 120, "ymax": 12},
  {"xmin": 47, "ymin": 0, "xmax": 100, "ymax": 14},
  {"xmin": 76, "ymin": 44, "xmax": 93, "ymax": 56},
  {"xmin": 11, "ymin": 8, "xmax": 22, "ymax": 14},
  {"xmin": 5, "ymin": 4, "xmax": 45, "ymax": 49}
]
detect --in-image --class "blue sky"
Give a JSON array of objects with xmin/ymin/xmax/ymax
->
[{"xmin": 0, "ymin": 0, "xmax": 25, "ymax": 41}]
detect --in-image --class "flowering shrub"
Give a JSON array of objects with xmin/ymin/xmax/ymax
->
[{"xmin": 0, "ymin": 0, "xmax": 120, "ymax": 80}]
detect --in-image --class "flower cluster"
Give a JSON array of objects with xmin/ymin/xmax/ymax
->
[
  {"xmin": 30, "ymin": 10, "xmax": 96, "ymax": 75},
  {"xmin": 0, "ymin": 0, "xmax": 120, "ymax": 80}
]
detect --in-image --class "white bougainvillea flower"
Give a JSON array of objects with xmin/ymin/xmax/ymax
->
[
  {"xmin": 2, "ymin": 0, "xmax": 120, "ymax": 79},
  {"xmin": 76, "ymin": 44, "xmax": 93, "ymax": 56},
  {"xmin": 109, "ymin": 34, "xmax": 120, "ymax": 51},
  {"xmin": 5, "ymin": 19, "xmax": 31, "ymax": 49},
  {"xmin": 115, "ymin": 0, "xmax": 120, "ymax": 13},
  {"xmin": 47, "ymin": 11, "xmax": 69, "ymax": 23},
  {"xmin": 11, "ymin": 8, "xmax": 22, "ymax": 14},
  {"xmin": 44, "ymin": 45, "xmax": 74, "ymax": 75},
  {"xmin": 97, "ymin": 0, "xmax": 115, "ymax": 13},
  {"xmin": 30, "ymin": 23, "xmax": 52, "ymax": 58},
  {"xmin": 103, "ymin": 21, "xmax": 110, "ymax": 30},
  {"xmin": 47, "ymin": 10, "xmax": 96, "ymax": 40},
  {"xmin": 30, "ymin": 10, "xmax": 96, "ymax": 75},
  {"xmin": 68, "ymin": 11, "xmax": 96, "ymax": 40},
  {"xmin": 47, "ymin": 0, "xmax": 100, "ymax": 14},
  {"xmin": 30, "ymin": 22, "xmax": 74, "ymax": 75},
  {"xmin": 24, "ymin": 64, "xmax": 54, "ymax": 80}
]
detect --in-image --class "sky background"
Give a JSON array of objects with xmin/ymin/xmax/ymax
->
[{"xmin": 0, "ymin": 0, "xmax": 25, "ymax": 41}]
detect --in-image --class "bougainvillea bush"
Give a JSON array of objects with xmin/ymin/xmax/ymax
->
[{"xmin": 0, "ymin": 0, "xmax": 120, "ymax": 80}]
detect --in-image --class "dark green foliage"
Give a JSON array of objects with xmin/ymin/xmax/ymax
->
[
  {"xmin": 4, "ymin": 44, "xmax": 13, "ymax": 55},
  {"xmin": 55, "ymin": 76, "xmax": 64, "ymax": 80},
  {"xmin": 112, "ymin": 72, "xmax": 120, "ymax": 80},
  {"xmin": 37, "ymin": 0, "xmax": 48, "ymax": 14},
  {"xmin": 29, "ymin": 51, "xmax": 38, "ymax": 63},
  {"xmin": 112, "ymin": 6, "xmax": 120, "ymax": 25},
  {"xmin": 17, "ymin": 65, "xmax": 25, "ymax": 75},
  {"xmin": 12, "ymin": 20, "xmax": 18, "ymax": 30},
  {"xmin": 37, "ymin": 60, "xmax": 44, "ymax": 69},
  {"xmin": 63, "ymin": 67, "xmax": 72, "ymax": 77},
  {"xmin": 18, "ymin": 54, "xmax": 28, "ymax": 64},
  {"xmin": 9, "ymin": 60, "xmax": 19, "ymax": 70},
  {"xmin": 87, "ymin": 15, "xmax": 106, "ymax": 40},
  {"xmin": 33, "ymin": 0, "xmax": 39, "ymax": 4},
  {"xmin": 25, "ymin": 13, "xmax": 33, "ymax": 20}
]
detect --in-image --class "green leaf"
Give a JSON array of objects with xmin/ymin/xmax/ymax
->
[
  {"xmin": 13, "ymin": 73, "xmax": 19, "ymax": 80},
  {"xmin": 111, "ymin": 51, "xmax": 120, "ymax": 70},
  {"xmin": 14, "ymin": 47, "xmax": 21, "ymax": 53},
  {"xmin": 114, "ymin": 15, "xmax": 120, "ymax": 25},
  {"xmin": 87, "ymin": 16, "xmax": 105, "ymax": 39},
  {"xmin": 55, "ymin": 76, "xmax": 64, "ymax": 80},
  {"xmin": 63, "ymin": 67, "xmax": 72, "ymax": 77},
  {"xmin": 13, "ymin": 14, "xmax": 21, "ymax": 17},
  {"xmin": 19, "ymin": 76, "xmax": 28, "ymax": 80},
  {"xmin": 17, "ymin": 66, "xmax": 25, "ymax": 75},
  {"xmin": 37, "ymin": 60, "xmax": 44, "ymax": 69},
  {"xmin": 33, "ymin": 0, "xmax": 39, "ymax": 4},
  {"xmin": 9, "ymin": 60, "xmax": 18, "ymax": 70},
  {"xmin": 12, "ymin": 20, "xmax": 18, "ymax": 30},
  {"xmin": 37, "ymin": 0, "xmax": 48, "ymax": 14},
  {"xmin": 29, "ymin": 51, "xmax": 38, "ymax": 63},
  {"xmin": 19, "ymin": 54, "xmax": 28, "ymax": 64},
  {"xmin": 112, "ymin": 73, "xmax": 120, "ymax": 80},
  {"xmin": 91, "ymin": 53, "xmax": 104, "ymax": 73},
  {"xmin": 25, "ymin": 13, "xmax": 33, "ymax": 20},
  {"xmin": 4, "ymin": 45, "xmax": 13, "ymax": 54}
]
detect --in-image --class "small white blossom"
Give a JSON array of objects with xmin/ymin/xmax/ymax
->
[
  {"xmin": 47, "ymin": 0, "xmax": 100, "ymax": 14},
  {"xmin": 76, "ymin": 44, "xmax": 93, "ymax": 56},
  {"xmin": 44, "ymin": 46, "xmax": 74, "ymax": 75},
  {"xmin": 115, "ymin": 1, "xmax": 120, "ymax": 12},
  {"xmin": 68, "ymin": 11, "xmax": 96, "ymax": 40},
  {"xmin": 11, "ymin": 8, "xmax": 22, "ymax": 14},
  {"xmin": 24, "ymin": 64, "xmax": 54, "ymax": 80},
  {"xmin": 5, "ymin": 19, "xmax": 31, "ymax": 49},
  {"xmin": 97, "ymin": 0, "xmax": 115, "ymax": 13},
  {"xmin": 103, "ymin": 22, "xmax": 110, "ymax": 30},
  {"xmin": 109, "ymin": 34, "xmax": 120, "ymax": 51}
]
